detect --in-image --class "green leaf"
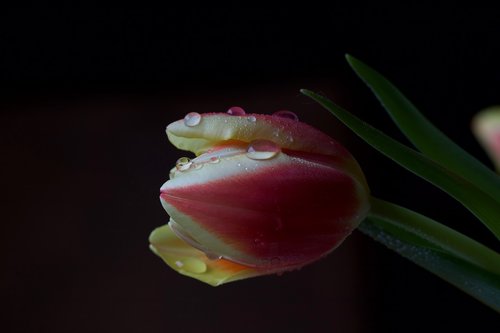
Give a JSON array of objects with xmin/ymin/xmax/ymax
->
[
  {"xmin": 361, "ymin": 198, "xmax": 500, "ymax": 312},
  {"xmin": 345, "ymin": 54, "xmax": 500, "ymax": 202},
  {"xmin": 301, "ymin": 89, "xmax": 500, "ymax": 240}
]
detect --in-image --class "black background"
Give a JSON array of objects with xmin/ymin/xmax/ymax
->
[{"xmin": 1, "ymin": 5, "xmax": 499, "ymax": 333}]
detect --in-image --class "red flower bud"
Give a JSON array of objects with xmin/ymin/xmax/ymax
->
[{"xmin": 150, "ymin": 110, "xmax": 370, "ymax": 285}]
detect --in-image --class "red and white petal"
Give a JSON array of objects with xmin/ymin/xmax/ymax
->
[{"xmin": 160, "ymin": 151, "xmax": 370, "ymax": 268}]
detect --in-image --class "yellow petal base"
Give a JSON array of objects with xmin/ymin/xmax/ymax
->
[{"xmin": 149, "ymin": 225, "xmax": 267, "ymax": 286}]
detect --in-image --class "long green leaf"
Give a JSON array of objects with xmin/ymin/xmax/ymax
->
[
  {"xmin": 361, "ymin": 198, "xmax": 500, "ymax": 312},
  {"xmin": 346, "ymin": 54, "xmax": 500, "ymax": 202},
  {"xmin": 301, "ymin": 89, "xmax": 500, "ymax": 240}
]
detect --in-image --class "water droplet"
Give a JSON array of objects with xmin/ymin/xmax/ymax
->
[
  {"xmin": 192, "ymin": 147, "xmax": 245, "ymax": 164},
  {"xmin": 205, "ymin": 252, "xmax": 223, "ymax": 260},
  {"xmin": 177, "ymin": 258, "xmax": 207, "ymax": 274},
  {"xmin": 272, "ymin": 110, "xmax": 299, "ymax": 121},
  {"xmin": 227, "ymin": 106, "xmax": 246, "ymax": 116},
  {"xmin": 247, "ymin": 115, "xmax": 256, "ymax": 122},
  {"xmin": 193, "ymin": 163, "xmax": 203, "ymax": 170},
  {"xmin": 176, "ymin": 157, "xmax": 192, "ymax": 171},
  {"xmin": 246, "ymin": 140, "xmax": 281, "ymax": 160},
  {"xmin": 270, "ymin": 257, "xmax": 281, "ymax": 265},
  {"xmin": 208, "ymin": 156, "xmax": 220, "ymax": 164},
  {"xmin": 253, "ymin": 238, "xmax": 265, "ymax": 247},
  {"xmin": 253, "ymin": 232, "xmax": 266, "ymax": 247},
  {"xmin": 184, "ymin": 112, "xmax": 201, "ymax": 127},
  {"xmin": 264, "ymin": 257, "xmax": 281, "ymax": 266},
  {"xmin": 237, "ymin": 162, "xmax": 242, "ymax": 167}
]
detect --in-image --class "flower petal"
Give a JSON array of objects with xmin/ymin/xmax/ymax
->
[
  {"xmin": 149, "ymin": 223, "xmax": 275, "ymax": 286},
  {"xmin": 167, "ymin": 113, "xmax": 351, "ymax": 158},
  {"xmin": 160, "ymin": 151, "xmax": 370, "ymax": 268},
  {"xmin": 154, "ymin": 112, "xmax": 371, "ymax": 285},
  {"xmin": 472, "ymin": 107, "xmax": 500, "ymax": 171}
]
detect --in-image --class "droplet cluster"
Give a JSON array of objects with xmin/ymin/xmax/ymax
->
[{"xmin": 175, "ymin": 107, "xmax": 299, "ymax": 173}]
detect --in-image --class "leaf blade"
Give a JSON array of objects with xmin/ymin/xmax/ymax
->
[
  {"xmin": 362, "ymin": 197, "xmax": 500, "ymax": 312},
  {"xmin": 368, "ymin": 197, "xmax": 500, "ymax": 275},
  {"xmin": 346, "ymin": 54, "xmax": 500, "ymax": 201}
]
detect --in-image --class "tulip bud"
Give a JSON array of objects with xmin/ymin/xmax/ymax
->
[
  {"xmin": 472, "ymin": 107, "xmax": 500, "ymax": 172},
  {"xmin": 150, "ymin": 109, "xmax": 370, "ymax": 286}
]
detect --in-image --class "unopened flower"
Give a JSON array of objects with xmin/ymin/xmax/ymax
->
[
  {"xmin": 472, "ymin": 106, "xmax": 500, "ymax": 172},
  {"xmin": 150, "ymin": 108, "xmax": 370, "ymax": 286}
]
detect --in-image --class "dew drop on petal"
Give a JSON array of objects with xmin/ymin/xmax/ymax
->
[
  {"xmin": 184, "ymin": 112, "xmax": 201, "ymax": 126},
  {"xmin": 253, "ymin": 233, "xmax": 266, "ymax": 247},
  {"xmin": 246, "ymin": 140, "xmax": 281, "ymax": 160},
  {"xmin": 253, "ymin": 238, "xmax": 265, "ymax": 247},
  {"xmin": 270, "ymin": 257, "xmax": 281, "ymax": 265},
  {"xmin": 176, "ymin": 157, "xmax": 192, "ymax": 171},
  {"xmin": 272, "ymin": 110, "xmax": 299, "ymax": 121},
  {"xmin": 247, "ymin": 115, "xmax": 257, "ymax": 122},
  {"xmin": 205, "ymin": 252, "xmax": 223, "ymax": 260},
  {"xmin": 208, "ymin": 156, "xmax": 220, "ymax": 164},
  {"xmin": 177, "ymin": 258, "xmax": 207, "ymax": 274},
  {"xmin": 227, "ymin": 106, "xmax": 246, "ymax": 116},
  {"xmin": 193, "ymin": 163, "xmax": 203, "ymax": 170}
]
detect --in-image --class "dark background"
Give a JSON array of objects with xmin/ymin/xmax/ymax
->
[{"xmin": 1, "ymin": 6, "xmax": 499, "ymax": 333}]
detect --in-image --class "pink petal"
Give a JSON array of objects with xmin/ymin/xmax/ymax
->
[{"xmin": 160, "ymin": 152, "xmax": 369, "ymax": 268}]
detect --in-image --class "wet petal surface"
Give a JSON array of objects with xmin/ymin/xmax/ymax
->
[{"xmin": 149, "ymin": 224, "xmax": 275, "ymax": 286}]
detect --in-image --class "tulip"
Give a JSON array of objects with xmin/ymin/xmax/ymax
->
[
  {"xmin": 472, "ymin": 106, "xmax": 500, "ymax": 172},
  {"xmin": 149, "ymin": 109, "xmax": 370, "ymax": 286}
]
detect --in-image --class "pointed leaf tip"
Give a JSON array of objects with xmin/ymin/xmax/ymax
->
[
  {"xmin": 300, "ymin": 89, "xmax": 314, "ymax": 97},
  {"xmin": 345, "ymin": 53, "xmax": 355, "ymax": 62}
]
